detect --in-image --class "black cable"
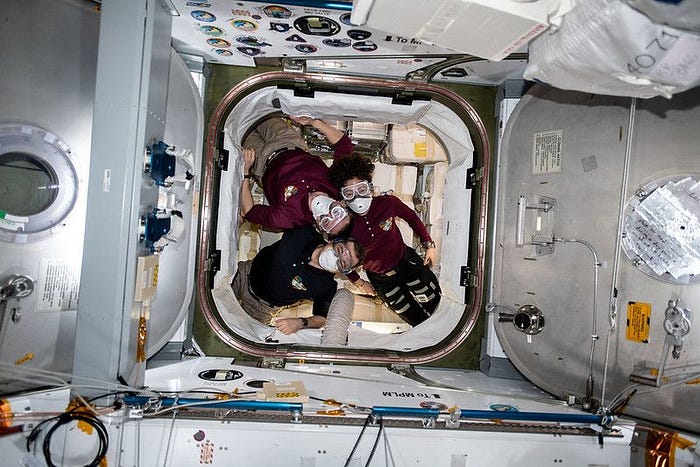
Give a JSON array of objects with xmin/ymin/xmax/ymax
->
[
  {"xmin": 365, "ymin": 417, "xmax": 383, "ymax": 467},
  {"xmin": 344, "ymin": 414, "xmax": 372, "ymax": 467},
  {"xmin": 41, "ymin": 412, "xmax": 108, "ymax": 467},
  {"xmin": 26, "ymin": 392, "xmax": 117, "ymax": 465}
]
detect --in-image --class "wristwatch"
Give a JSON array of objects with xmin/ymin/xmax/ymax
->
[
  {"xmin": 421, "ymin": 240, "xmax": 436, "ymax": 249},
  {"xmin": 299, "ymin": 317, "xmax": 309, "ymax": 329}
]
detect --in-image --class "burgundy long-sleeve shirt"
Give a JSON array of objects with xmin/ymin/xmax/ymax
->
[
  {"xmin": 244, "ymin": 135, "xmax": 353, "ymax": 229},
  {"xmin": 348, "ymin": 195, "xmax": 433, "ymax": 278}
]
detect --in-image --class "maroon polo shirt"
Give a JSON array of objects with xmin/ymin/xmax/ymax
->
[
  {"xmin": 348, "ymin": 195, "xmax": 433, "ymax": 278},
  {"xmin": 244, "ymin": 135, "xmax": 353, "ymax": 229}
]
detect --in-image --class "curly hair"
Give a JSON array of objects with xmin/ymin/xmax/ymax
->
[{"xmin": 327, "ymin": 154, "xmax": 375, "ymax": 188}]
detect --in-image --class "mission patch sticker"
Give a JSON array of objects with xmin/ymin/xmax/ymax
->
[{"xmin": 626, "ymin": 301, "xmax": 651, "ymax": 343}]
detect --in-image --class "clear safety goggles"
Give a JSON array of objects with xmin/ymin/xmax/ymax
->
[
  {"xmin": 318, "ymin": 204, "xmax": 348, "ymax": 233},
  {"xmin": 332, "ymin": 240, "xmax": 355, "ymax": 274},
  {"xmin": 341, "ymin": 180, "xmax": 372, "ymax": 201}
]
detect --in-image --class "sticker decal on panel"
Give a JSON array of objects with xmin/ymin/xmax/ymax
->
[
  {"xmin": 532, "ymin": 129, "xmax": 563, "ymax": 175},
  {"xmin": 626, "ymin": 301, "xmax": 651, "ymax": 343}
]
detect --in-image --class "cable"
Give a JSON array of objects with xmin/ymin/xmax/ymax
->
[
  {"xmin": 365, "ymin": 417, "xmax": 384, "ymax": 467},
  {"xmin": 41, "ymin": 412, "xmax": 108, "ymax": 467},
  {"xmin": 344, "ymin": 414, "xmax": 372, "ymax": 467},
  {"xmin": 554, "ymin": 237, "xmax": 600, "ymax": 409}
]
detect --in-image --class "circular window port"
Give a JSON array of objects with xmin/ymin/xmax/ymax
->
[{"xmin": 0, "ymin": 124, "xmax": 79, "ymax": 242}]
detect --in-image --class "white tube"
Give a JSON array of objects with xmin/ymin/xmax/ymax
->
[{"xmin": 321, "ymin": 288, "xmax": 354, "ymax": 346}]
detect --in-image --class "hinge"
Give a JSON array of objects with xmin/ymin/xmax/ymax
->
[
  {"xmin": 217, "ymin": 149, "xmax": 229, "ymax": 171},
  {"xmin": 466, "ymin": 167, "xmax": 483, "ymax": 189},
  {"xmin": 206, "ymin": 250, "xmax": 221, "ymax": 273}
]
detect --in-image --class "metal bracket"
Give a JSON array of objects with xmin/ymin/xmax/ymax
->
[
  {"xmin": 260, "ymin": 357, "xmax": 285, "ymax": 369},
  {"xmin": 217, "ymin": 149, "xmax": 229, "ymax": 171},
  {"xmin": 459, "ymin": 266, "xmax": 476, "ymax": 287},
  {"xmin": 391, "ymin": 88, "xmax": 416, "ymax": 106},
  {"xmin": 466, "ymin": 167, "xmax": 483, "ymax": 189},
  {"xmin": 281, "ymin": 58, "xmax": 306, "ymax": 73},
  {"xmin": 206, "ymin": 250, "xmax": 221, "ymax": 273}
]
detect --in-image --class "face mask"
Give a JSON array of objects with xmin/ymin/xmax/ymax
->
[
  {"xmin": 310, "ymin": 195, "xmax": 335, "ymax": 218},
  {"xmin": 347, "ymin": 196, "xmax": 372, "ymax": 215},
  {"xmin": 318, "ymin": 246, "xmax": 339, "ymax": 273}
]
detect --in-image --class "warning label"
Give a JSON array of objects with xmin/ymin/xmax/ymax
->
[
  {"xmin": 36, "ymin": 259, "xmax": 80, "ymax": 312},
  {"xmin": 626, "ymin": 301, "xmax": 651, "ymax": 343},
  {"xmin": 532, "ymin": 129, "xmax": 563, "ymax": 175}
]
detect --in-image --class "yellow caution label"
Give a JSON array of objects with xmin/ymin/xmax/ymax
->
[
  {"xmin": 626, "ymin": 301, "xmax": 651, "ymax": 343},
  {"xmin": 414, "ymin": 142, "xmax": 427, "ymax": 157}
]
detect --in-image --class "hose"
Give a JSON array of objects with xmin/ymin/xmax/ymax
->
[{"xmin": 321, "ymin": 288, "xmax": 354, "ymax": 345}]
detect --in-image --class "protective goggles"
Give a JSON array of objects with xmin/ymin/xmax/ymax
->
[
  {"xmin": 332, "ymin": 240, "xmax": 355, "ymax": 274},
  {"xmin": 318, "ymin": 204, "xmax": 348, "ymax": 233},
  {"xmin": 341, "ymin": 180, "xmax": 372, "ymax": 201}
]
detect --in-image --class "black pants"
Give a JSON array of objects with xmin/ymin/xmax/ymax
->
[{"xmin": 366, "ymin": 247, "xmax": 441, "ymax": 326}]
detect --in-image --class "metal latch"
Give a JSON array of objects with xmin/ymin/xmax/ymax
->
[
  {"xmin": 206, "ymin": 250, "xmax": 221, "ymax": 273},
  {"xmin": 459, "ymin": 266, "xmax": 477, "ymax": 287},
  {"xmin": 466, "ymin": 167, "xmax": 483, "ymax": 189}
]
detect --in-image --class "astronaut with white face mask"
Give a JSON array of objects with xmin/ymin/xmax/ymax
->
[
  {"xmin": 328, "ymin": 155, "xmax": 441, "ymax": 327},
  {"xmin": 238, "ymin": 116, "xmax": 353, "ymax": 237},
  {"xmin": 231, "ymin": 225, "xmax": 364, "ymax": 335}
]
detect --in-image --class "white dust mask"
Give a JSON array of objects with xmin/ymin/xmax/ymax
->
[
  {"xmin": 347, "ymin": 197, "xmax": 372, "ymax": 215},
  {"xmin": 318, "ymin": 246, "xmax": 339, "ymax": 273}
]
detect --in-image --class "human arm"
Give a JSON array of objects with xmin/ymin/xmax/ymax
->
[
  {"xmin": 239, "ymin": 148, "xmax": 255, "ymax": 218},
  {"xmin": 290, "ymin": 116, "xmax": 345, "ymax": 145},
  {"xmin": 391, "ymin": 196, "xmax": 436, "ymax": 266},
  {"xmin": 274, "ymin": 315, "xmax": 326, "ymax": 335}
]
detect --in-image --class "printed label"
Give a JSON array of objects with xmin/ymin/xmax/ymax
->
[
  {"xmin": 532, "ymin": 129, "xmax": 563, "ymax": 175},
  {"xmin": 626, "ymin": 301, "xmax": 651, "ymax": 343},
  {"xmin": 36, "ymin": 259, "xmax": 80, "ymax": 312}
]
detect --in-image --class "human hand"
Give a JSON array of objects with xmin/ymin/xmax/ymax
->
[
  {"xmin": 242, "ymin": 148, "xmax": 255, "ymax": 174},
  {"xmin": 275, "ymin": 317, "xmax": 303, "ymax": 335},
  {"xmin": 424, "ymin": 247, "xmax": 435, "ymax": 267},
  {"xmin": 355, "ymin": 279, "xmax": 376, "ymax": 296},
  {"xmin": 289, "ymin": 115, "xmax": 316, "ymax": 126}
]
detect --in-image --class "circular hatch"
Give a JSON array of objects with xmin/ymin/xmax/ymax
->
[{"xmin": 0, "ymin": 124, "xmax": 79, "ymax": 242}]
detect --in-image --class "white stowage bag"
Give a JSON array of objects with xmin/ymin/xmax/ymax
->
[{"xmin": 523, "ymin": 0, "xmax": 700, "ymax": 98}]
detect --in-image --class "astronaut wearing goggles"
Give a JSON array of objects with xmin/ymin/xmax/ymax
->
[
  {"xmin": 328, "ymin": 155, "xmax": 441, "ymax": 326},
  {"xmin": 239, "ymin": 116, "xmax": 353, "ymax": 237}
]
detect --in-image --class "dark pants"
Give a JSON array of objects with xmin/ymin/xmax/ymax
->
[{"xmin": 366, "ymin": 247, "xmax": 441, "ymax": 326}]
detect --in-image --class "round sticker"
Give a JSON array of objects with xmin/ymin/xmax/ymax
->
[
  {"xmin": 231, "ymin": 19, "xmax": 258, "ymax": 31},
  {"xmin": 295, "ymin": 43, "xmax": 318, "ymax": 54},
  {"xmin": 294, "ymin": 16, "xmax": 340, "ymax": 36},
  {"xmin": 191, "ymin": 10, "xmax": 216, "ymax": 22},
  {"xmin": 263, "ymin": 5, "xmax": 292, "ymax": 19},
  {"xmin": 323, "ymin": 38, "xmax": 351, "ymax": 48},
  {"xmin": 199, "ymin": 25, "xmax": 224, "ymax": 36},
  {"xmin": 352, "ymin": 40, "xmax": 377, "ymax": 52},
  {"xmin": 270, "ymin": 22, "xmax": 291, "ymax": 33},
  {"xmin": 214, "ymin": 49, "xmax": 233, "ymax": 56},
  {"xmin": 347, "ymin": 29, "xmax": 371, "ymax": 41},
  {"xmin": 207, "ymin": 38, "xmax": 231, "ymax": 48},
  {"xmin": 237, "ymin": 46, "xmax": 262, "ymax": 56}
]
